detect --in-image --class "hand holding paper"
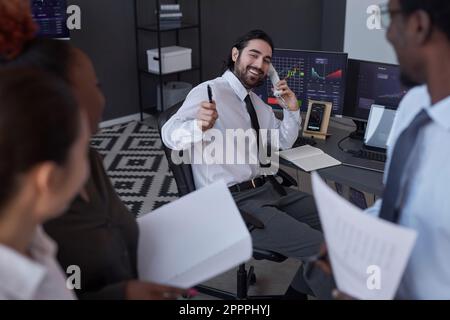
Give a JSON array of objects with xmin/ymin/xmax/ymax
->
[
  {"xmin": 311, "ymin": 172, "xmax": 417, "ymax": 300},
  {"xmin": 137, "ymin": 181, "xmax": 252, "ymax": 289}
]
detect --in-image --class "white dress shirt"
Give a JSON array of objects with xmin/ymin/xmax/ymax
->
[
  {"xmin": 366, "ymin": 85, "xmax": 450, "ymax": 299},
  {"xmin": 162, "ymin": 70, "xmax": 301, "ymax": 188},
  {"xmin": 0, "ymin": 226, "xmax": 75, "ymax": 300}
]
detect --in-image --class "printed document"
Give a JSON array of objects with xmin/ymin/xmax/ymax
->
[
  {"xmin": 137, "ymin": 181, "xmax": 252, "ymax": 288},
  {"xmin": 311, "ymin": 172, "xmax": 417, "ymax": 300}
]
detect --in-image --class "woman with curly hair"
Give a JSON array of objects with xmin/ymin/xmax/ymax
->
[{"xmin": 0, "ymin": 0, "xmax": 37, "ymax": 60}]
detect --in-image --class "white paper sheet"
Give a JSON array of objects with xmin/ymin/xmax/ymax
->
[
  {"xmin": 136, "ymin": 180, "xmax": 252, "ymax": 289},
  {"xmin": 311, "ymin": 172, "xmax": 417, "ymax": 300}
]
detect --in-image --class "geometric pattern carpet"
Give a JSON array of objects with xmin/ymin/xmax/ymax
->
[{"xmin": 91, "ymin": 121, "xmax": 179, "ymax": 217}]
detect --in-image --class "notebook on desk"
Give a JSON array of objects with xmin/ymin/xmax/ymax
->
[{"xmin": 278, "ymin": 145, "xmax": 341, "ymax": 172}]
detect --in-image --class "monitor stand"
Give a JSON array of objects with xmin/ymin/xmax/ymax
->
[{"xmin": 349, "ymin": 120, "xmax": 367, "ymax": 140}]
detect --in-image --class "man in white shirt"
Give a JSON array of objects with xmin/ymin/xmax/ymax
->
[
  {"xmin": 372, "ymin": 0, "xmax": 450, "ymax": 299},
  {"xmin": 317, "ymin": 0, "xmax": 450, "ymax": 299},
  {"xmin": 162, "ymin": 30, "xmax": 328, "ymax": 298}
]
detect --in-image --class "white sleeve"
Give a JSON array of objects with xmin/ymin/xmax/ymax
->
[
  {"xmin": 161, "ymin": 84, "xmax": 207, "ymax": 151},
  {"xmin": 270, "ymin": 108, "xmax": 302, "ymax": 150}
]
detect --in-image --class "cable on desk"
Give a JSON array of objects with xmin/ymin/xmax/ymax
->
[{"xmin": 336, "ymin": 135, "xmax": 386, "ymax": 174}]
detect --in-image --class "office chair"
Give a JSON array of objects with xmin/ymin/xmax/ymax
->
[{"xmin": 157, "ymin": 101, "xmax": 297, "ymax": 299}]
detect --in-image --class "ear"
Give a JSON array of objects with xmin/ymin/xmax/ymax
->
[
  {"xmin": 412, "ymin": 10, "xmax": 433, "ymax": 45},
  {"xmin": 232, "ymin": 47, "xmax": 239, "ymax": 63},
  {"xmin": 30, "ymin": 162, "xmax": 63, "ymax": 222}
]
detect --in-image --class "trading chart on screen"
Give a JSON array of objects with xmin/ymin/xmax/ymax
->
[
  {"xmin": 255, "ymin": 49, "xmax": 348, "ymax": 115},
  {"xmin": 31, "ymin": 0, "xmax": 70, "ymax": 39}
]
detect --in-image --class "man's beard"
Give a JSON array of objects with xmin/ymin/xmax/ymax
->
[{"xmin": 234, "ymin": 62, "xmax": 266, "ymax": 89}]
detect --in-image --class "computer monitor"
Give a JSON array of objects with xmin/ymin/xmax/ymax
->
[
  {"xmin": 254, "ymin": 49, "xmax": 348, "ymax": 116},
  {"xmin": 343, "ymin": 59, "xmax": 408, "ymax": 138},
  {"xmin": 31, "ymin": 0, "xmax": 70, "ymax": 39}
]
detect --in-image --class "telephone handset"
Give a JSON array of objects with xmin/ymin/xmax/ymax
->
[
  {"xmin": 268, "ymin": 64, "xmax": 283, "ymax": 97},
  {"xmin": 268, "ymin": 64, "xmax": 289, "ymax": 109}
]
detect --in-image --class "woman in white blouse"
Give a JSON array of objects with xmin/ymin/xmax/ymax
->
[{"xmin": 0, "ymin": 68, "xmax": 90, "ymax": 300}]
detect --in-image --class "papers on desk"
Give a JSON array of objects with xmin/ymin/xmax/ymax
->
[
  {"xmin": 311, "ymin": 172, "xmax": 417, "ymax": 300},
  {"xmin": 278, "ymin": 145, "xmax": 341, "ymax": 172},
  {"xmin": 137, "ymin": 181, "xmax": 252, "ymax": 289}
]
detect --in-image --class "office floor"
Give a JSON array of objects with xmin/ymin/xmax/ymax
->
[
  {"xmin": 194, "ymin": 258, "xmax": 301, "ymax": 299},
  {"xmin": 93, "ymin": 119, "xmax": 178, "ymax": 215}
]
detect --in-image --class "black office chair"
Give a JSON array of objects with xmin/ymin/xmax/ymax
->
[{"xmin": 157, "ymin": 101, "xmax": 297, "ymax": 299}]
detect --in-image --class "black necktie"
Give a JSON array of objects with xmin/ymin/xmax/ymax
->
[
  {"xmin": 379, "ymin": 109, "xmax": 431, "ymax": 223},
  {"xmin": 245, "ymin": 95, "xmax": 286, "ymax": 196},
  {"xmin": 244, "ymin": 95, "xmax": 261, "ymax": 152}
]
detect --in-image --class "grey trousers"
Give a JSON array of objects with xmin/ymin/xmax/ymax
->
[{"xmin": 232, "ymin": 181, "xmax": 334, "ymax": 299}]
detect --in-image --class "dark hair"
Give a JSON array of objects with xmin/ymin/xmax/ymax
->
[
  {"xmin": 0, "ymin": 68, "xmax": 80, "ymax": 210},
  {"xmin": 399, "ymin": 0, "xmax": 450, "ymax": 40},
  {"xmin": 0, "ymin": 0, "xmax": 74, "ymax": 81},
  {"xmin": 1, "ymin": 38, "xmax": 74, "ymax": 83},
  {"xmin": 225, "ymin": 29, "xmax": 275, "ymax": 71},
  {"xmin": 0, "ymin": 0, "xmax": 37, "ymax": 60}
]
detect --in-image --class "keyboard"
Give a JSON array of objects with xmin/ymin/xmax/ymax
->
[
  {"xmin": 293, "ymin": 136, "xmax": 317, "ymax": 147},
  {"xmin": 353, "ymin": 149, "xmax": 387, "ymax": 163}
]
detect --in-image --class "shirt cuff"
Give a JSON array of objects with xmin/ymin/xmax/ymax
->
[
  {"xmin": 282, "ymin": 108, "xmax": 301, "ymax": 124},
  {"xmin": 192, "ymin": 119, "xmax": 205, "ymax": 142}
]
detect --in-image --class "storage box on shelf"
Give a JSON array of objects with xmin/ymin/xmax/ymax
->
[{"xmin": 147, "ymin": 46, "xmax": 192, "ymax": 74}]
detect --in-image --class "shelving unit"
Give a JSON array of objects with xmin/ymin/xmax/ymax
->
[{"xmin": 134, "ymin": 0, "xmax": 203, "ymax": 120}]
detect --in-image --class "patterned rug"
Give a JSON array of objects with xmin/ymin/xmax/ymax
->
[{"xmin": 91, "ymin": 121, "xmax": 179, "ymax": 216}]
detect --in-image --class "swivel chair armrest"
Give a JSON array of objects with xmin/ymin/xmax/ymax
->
[{"xmin": 275, "ymin": 168, "xmax": 298, "ymax": 187}]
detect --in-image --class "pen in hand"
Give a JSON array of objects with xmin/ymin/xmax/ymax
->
[
  {"xmin": 207, "ymin": 84, "xmax": 213, "ymax": 103},
  {"xmin": 205, "ymin": 84, "xmax": 214, "ymax": 183}
]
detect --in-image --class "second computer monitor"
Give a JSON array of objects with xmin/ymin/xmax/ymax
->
[
  {"xmin": 255, "ymin": 49, "xmax": 348, "ymax": 115},
  {"xmin": 343, "ymin": 59, "xmax": 408, "ymax": 121},
  {"xmin": 31, "ymin": 0, "xmax": 70, "ymax": 39}
]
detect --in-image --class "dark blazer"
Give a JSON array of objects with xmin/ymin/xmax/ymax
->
[{"xmin": 44, "ymin": 148, "xmax": 139, "ymax": 300}]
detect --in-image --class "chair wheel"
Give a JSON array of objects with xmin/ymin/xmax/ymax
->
[{"xmin": 249, "ymin": 273, "xmax": 256, "ymax": 285}]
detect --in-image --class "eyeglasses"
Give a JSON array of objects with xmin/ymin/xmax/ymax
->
[{"xmin": 379, "ymin": 3, "xmax": 403, "ymax": 29}]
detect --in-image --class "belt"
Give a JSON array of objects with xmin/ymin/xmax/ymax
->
[{"xmin": 229, "ymin": 176, "xmax": 267, "ymax": 193}]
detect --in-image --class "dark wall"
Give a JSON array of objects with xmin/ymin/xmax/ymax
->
[
  {"xmin": 66, "ymin": 0, "xmax": 345, "ymax": 121},
  {"xmin": 201, "ymin": 0, "xmax": 324, "ymax": 80},
  {"xmin": 321, "ymin": 0, "xmax": 346, "ymax": 52},
  {"xmin": 67, "ymin": 0, "xmax": 140, "ymax": 121}
]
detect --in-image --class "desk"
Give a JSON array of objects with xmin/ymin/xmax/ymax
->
[{"xmin": 281, "ymin": 119, "xmax": 385, "ymax": 197}]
